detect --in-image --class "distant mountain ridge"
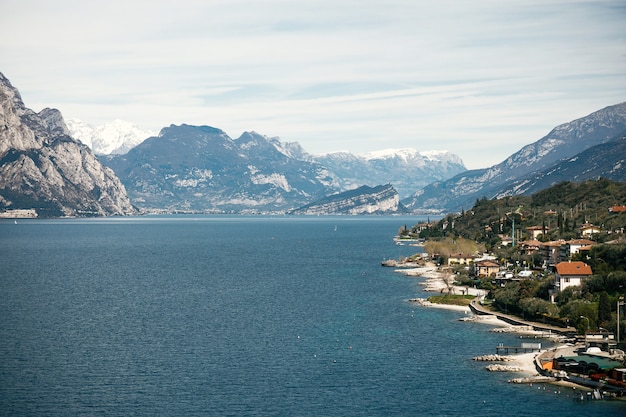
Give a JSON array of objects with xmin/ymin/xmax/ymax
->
[
  {"xmin": 403, "ymin": 102, "xmax": 626, "ymax": 212},
  {"xmin": 69, "ymin": 116, "xmax": 467, "ymax": 209},
  {"xmin": 5, "ymin": 71, "xmax": 624, "ymax": 217},
  {"xmin": 102, "ymin": 124, "xmax": 466, "ymax": 213},
  {"xmin": 313, "ymin": 148, "xmax": 465, "ymax": 199}
]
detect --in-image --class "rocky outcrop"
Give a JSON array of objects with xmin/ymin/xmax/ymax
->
[
  {"xmin": 0, "ymin": 72, "xmax": 136, "ymax": 217},
  {"xmin": 289, "ymin": 184, "xmax": 408, "ymax": 215}
]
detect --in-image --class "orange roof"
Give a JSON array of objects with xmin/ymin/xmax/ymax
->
[
  {"xmin": 609, "ymin": 206, "xmax": 626, "ymax": 213},
  {"xmin": 542, "ymin": 240, "xmax": 565, "ymax": 247},
  {"xmin": 567, "ymin": 239, "xmax": 595, "ymax": 245},
  {"xmin": 475, "ymin": 260, "xmax": 499, "ymax": 267},
  {"xmin": 526, "ymin": 225, "xmax": 545, "ymax": 231},
  {"xmin": 555, "ymin": 261, "xmax": 593, "ymax": 276}
]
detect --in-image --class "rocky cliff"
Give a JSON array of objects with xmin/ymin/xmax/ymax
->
[
  {"xmin": 289, "ymin": 184, "xmax": 408, "ymax": 215},
  {"xmin": 0, "ymin": 72, "xmax": 136, "ymax": 217}
]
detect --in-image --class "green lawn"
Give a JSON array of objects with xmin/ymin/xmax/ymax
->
[{"xmin": 427, "ymin": 294, "xmax": 475, "ymax": 306}]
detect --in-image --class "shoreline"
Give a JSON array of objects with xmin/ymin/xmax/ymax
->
[
  {"xmin": 399, "ymin": 262, "xmax": 556, "ymax": 380},
  {"xmin": 399, "ymin": 262, "xmax": 626, "ymax": 399}
]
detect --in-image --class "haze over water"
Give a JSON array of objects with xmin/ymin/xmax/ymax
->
[{"xmin": 1, "ymin": 216, "xmax": 622, "ymax": 416}]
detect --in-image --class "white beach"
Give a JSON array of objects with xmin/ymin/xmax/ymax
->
[{"xmin": 402, "ymin": 262, "xmax": 543, "ymax": 378}]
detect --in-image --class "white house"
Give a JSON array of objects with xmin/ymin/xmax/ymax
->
[
  {"xmin": 580, "ymin": 223, "xmax": 601, "ymax": 237},
  {"xmin": 554, "ymin": 261, "xmax": 593, "ymax": 293}
]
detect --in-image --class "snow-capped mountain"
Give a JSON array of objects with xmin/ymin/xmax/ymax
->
[
  {"xmin": 66, "ymin": 118, "xmax": 155, "ymax": 155},
  {"xmin": 403, "ymin": 102, "xmax": 626, "ymax": 212},
  {"xmin": 101, "ymin": 124, "xmax": 467, "ymax": 213},
  {"xmin": 312, "ymin": 148, "xmax": 466, "ymax": 199}
]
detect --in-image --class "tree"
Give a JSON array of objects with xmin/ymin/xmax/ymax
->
[{"xmin": 598, "ymin": 291, "xmax": 611, "ymax": 324}]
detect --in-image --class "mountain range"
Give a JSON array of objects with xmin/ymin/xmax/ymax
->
[{"xmin": 2, "ymin": 70, "xmax": 625, "ymax": 217}]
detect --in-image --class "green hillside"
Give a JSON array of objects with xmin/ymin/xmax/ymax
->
[
  {"xmin": 417, "ymin": 178, "xmax": 626, "ymax": 247},
  {"xmin": 405, "ymin": 179, "xmax": 626, "ymax": 341}
]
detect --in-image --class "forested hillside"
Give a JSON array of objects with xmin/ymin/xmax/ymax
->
[{"xmin": 418, "ymin": 178, "xmax": 626, "ymax": 248}]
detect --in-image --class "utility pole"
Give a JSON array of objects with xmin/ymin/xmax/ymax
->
[
  {"xmin": 512, "ymin": 215, "xmax": 515, "ymax": 247},
  {"xmin": 618, "ymin": 296, "xmax": 624, "ymax": 347}
]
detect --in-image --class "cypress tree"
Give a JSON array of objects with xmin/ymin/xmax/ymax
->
[{"xmin": 598, "ymin": 291, "xmax": 611, "ymax": 324}]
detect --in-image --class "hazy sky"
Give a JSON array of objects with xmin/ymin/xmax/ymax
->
[{"xmin": 2, "ymin": 0, "xmax": 625, "ymax": 169}]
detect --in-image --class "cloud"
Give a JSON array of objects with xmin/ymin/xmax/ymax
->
[{"xmin": 1, "ymin": 0, "xmax": 625, "ymax": 169}]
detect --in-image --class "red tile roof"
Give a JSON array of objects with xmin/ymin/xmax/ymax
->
[
  {"xmin": 555, "ymin": 261, "xmax": 593, "ymax": 276},
  {"xmin": 567, "ymin": 239, "xmax": 595, "ymax": 245}
]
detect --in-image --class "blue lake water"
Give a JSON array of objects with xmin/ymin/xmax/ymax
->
[{"xmin": 0, "ymin": 216, "xmax": 622, "ymax": 416}]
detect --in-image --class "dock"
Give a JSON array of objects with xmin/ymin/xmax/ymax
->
[{"xmin": 495, "ymin": 344, "xmax": 542, "ymax": 354}]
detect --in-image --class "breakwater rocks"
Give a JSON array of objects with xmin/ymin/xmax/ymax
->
[
  {"xmin": 408, "ymin": 298, "xmax": 431, "ymax": 306},
  {"xmin": 485, "ymin": 364, "xmax": 523, "ymax": 372},
  {"xmin": 472, "ymin": 354, "xmax": 514, "ymax": 362},
  {"xmin": 509, "ymin": 376, "xmax": 557, "ymax": 384}
]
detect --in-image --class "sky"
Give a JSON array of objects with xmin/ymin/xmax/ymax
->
[{"xmin": 1, "ymin": 0, "xmax": 625, "ymax": 169}]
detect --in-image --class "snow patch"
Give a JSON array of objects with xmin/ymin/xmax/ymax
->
[{"xmin": 251, "ymin": 173, "xmax": 292, "ymax": 192}]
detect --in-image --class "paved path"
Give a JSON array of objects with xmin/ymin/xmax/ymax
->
[{"xmin": 469, "ymin": 299, "xmax": 577, "ymax": 335}]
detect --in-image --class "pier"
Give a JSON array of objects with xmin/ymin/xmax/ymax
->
[{"xmin": 495, "ymin": 343, "xmax": 542, "ymax": 354}]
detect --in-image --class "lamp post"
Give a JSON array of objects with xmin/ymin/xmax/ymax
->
[
  {"xmin": 505, "ymin": 210, "xmax": 521, "ymax": 248},
  {"xmin": 579, "ymin": 315, "xmax": 589, "ymax": 331},
  {"xmin": 580, "ymin": 316, "xmax": 589, "ymax": 346},
  {"xmin": 618, "ymin": 296, "xmax": 624, "ymax": 347}
]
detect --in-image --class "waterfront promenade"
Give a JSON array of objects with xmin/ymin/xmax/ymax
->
[{"xmin": 469, "ymin": 299, "xmax": 577, "ymax": 335}]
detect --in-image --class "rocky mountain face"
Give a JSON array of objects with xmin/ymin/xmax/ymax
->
[
  {"xmin": 403, "ymin": 102, "xmax": 626, "ymax": 213},
  {"xmin": 0, "ymin": 72, "xmax": 137, "ymax": 217},
  {"xmin": 66, "ymin": 118, "xmax": 154, "ymax": 155},
  {"xmin": 289, "ymin": 184, "xmax": 408, "ymax": 215},
  {"xmin": 494, "ymin": 133, "xmax": 626, "ymax": 198},
  {"xmin": 102, "ymin": 126, "xmax": 339, "ymax": 213},
  {"xmin": 313, "ymin": 149, "xmax": 466, "ymax": 199}
]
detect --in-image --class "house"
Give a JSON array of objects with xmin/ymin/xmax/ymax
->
[
  {"xmin": 474, "ymin": 259, "xmax": 500, "ymax": 277},
  {"xmin": 609, "ymin": 206, "xmax": 626, "ymax": 214},
  {"xmin": 580, "ymin": 223, "xmax": 601, "ymax": 237},
  {"xmin": 541, "ymin": 240, "xmax": 566, "ymax": 266},
  {"xmin": 519, "ymin": 239, "xmax": 542, "ymax": 255},
  {"xmin": 562, "ymin": 239, "xmax": 595, "ymax": 259},
  {"xmin": 526, "ymin": 225, "xmax": 548, "ymax": 239},
  {"xmin": 447, "ymin": 253, "xmax": 476, "ymax": 266},
  {"xmin": 554, "ymin": 261, "xmax": 593, "ymax": 293}
]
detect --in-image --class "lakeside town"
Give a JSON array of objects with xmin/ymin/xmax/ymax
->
[{"xmin": 384, "ymin": 181, "xmax": 626, "ymax": 400}]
